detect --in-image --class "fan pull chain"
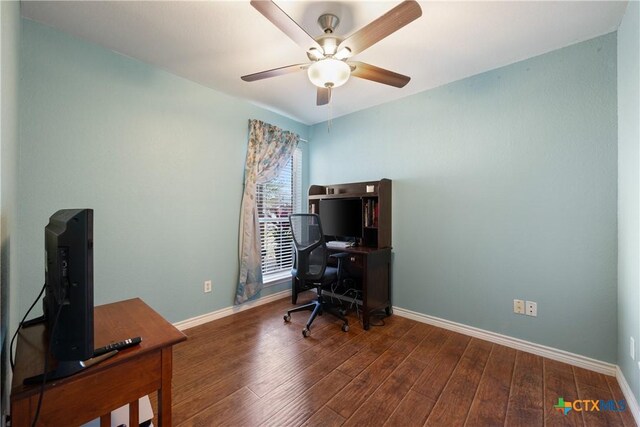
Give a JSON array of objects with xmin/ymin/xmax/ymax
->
[{"xmin": 327, "ymin": 88, "xmax": 333, "ymax": 133}]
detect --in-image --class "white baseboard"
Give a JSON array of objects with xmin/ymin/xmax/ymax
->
[
  {"xmin": 616, "ymin": 366, "xmax": 640, "ymax": 425},
  {"xmin": 393, "ymin": 306, "xmax": 617, "ymax": 376},
  {"xmin": 173, "ymin": 289, "xmax": 291, "ymax": 331}
]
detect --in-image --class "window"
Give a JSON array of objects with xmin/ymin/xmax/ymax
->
[{"xmin": 257, "ymin": 148, "xmax": 302, "ymax": 283}]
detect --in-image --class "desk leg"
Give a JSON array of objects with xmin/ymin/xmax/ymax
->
[{"xmin": 158, "ymin": 347, "xmax": 173, "ymax": 426}]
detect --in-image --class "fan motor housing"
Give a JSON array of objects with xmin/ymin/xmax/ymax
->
[{"xmin": 318, "ymin": 14, "xmax": 339, "ymax": 34}]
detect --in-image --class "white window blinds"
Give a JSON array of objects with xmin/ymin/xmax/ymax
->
[{"xmin": 257, "ymin": 148, "xmax": 302, "ymax": 282}]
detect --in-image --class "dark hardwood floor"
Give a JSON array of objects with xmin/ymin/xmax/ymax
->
[{"xmin": 156, "ymin": 293, "xmax": 636, "ymax": 426}]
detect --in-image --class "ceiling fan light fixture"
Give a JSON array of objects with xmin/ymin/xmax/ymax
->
[
  {"xmin": 335, "ymin": 47, "xmax": 352, "ymax": 60},
  {"xmin": 307, "ymin": 58, "xmax": 350, "ymax": 89},
  {"xmin": 308, "ymin": 47, "xmax": 325, "ymax": 60}
]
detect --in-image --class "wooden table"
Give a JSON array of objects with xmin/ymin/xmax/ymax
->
[{"xmin": 11, "ymin": 298, "xmax": 187, "ymax": 427}]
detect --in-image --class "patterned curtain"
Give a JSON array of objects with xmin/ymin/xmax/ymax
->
[{"xmin": 235, "ymin": 119, "xmax": 299, "ymax": 304}]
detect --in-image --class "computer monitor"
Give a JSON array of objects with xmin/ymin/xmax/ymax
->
[{"xmin": 319, "ymin": 198, "xmax": 362, "ymax": 239}]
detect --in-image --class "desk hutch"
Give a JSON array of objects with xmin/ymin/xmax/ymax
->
[{"xmin": 304, "ymin": 178, "xmax": 392, "ymax": 330}]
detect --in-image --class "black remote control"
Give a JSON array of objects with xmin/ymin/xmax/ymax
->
[{"xmin": 93, "ymin": 336, "xmax": 141, "ymax": 357}]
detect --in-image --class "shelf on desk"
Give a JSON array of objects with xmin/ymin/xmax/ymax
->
[{"xmin": 308, "ymin": 192, "xmax": 376, "ymax": 200}]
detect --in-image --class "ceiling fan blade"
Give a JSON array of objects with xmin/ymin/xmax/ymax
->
[
  {"xmin": 337, "ymin": 0, "xmax": 422, "ymax": 57},
  {"xmin": 241, "ymin": 63, "xmax": 308, "ymax": 82},
  {"xmin": 349, "ymin": 61, "xmax": 410, "ymax": 88},
  {"xmin": 250, "ymin": 0, "xmax": 322, "ymax": 52},
  {"xmin": 317, "ymin": 87, "xmax": 331, "ymax": 106}
]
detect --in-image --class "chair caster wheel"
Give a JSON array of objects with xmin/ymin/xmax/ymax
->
[
  {"xmin": 339, "ymin": 309, "xmax": 347, "ymax": 316},
  {"xmin": 302, "ymin": 328, "xmax": 310, "ymax": 338},
  {"xmin": 342, "ymin": 324, "xmax": 349, "ymax": 332},
  {"xmin": 284, "ymin": 314, "xmax": 291, "ymax": 322}
]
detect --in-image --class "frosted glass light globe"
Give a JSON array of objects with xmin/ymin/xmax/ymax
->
[{"xmin": 307, "ymin": 58, "xmax": 351, "ymax": 88}]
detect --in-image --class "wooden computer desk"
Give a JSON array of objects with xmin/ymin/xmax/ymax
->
[
  {"xmin": 327, "ymin": 246, "xmax": 392, "ymax": 330},
  {"xmin": 10, "ymin": 298, "xmax": 187, "ymax": 427}
]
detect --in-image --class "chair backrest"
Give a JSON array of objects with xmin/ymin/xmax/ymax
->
[{"xmin": 289, "ymin": 214, "xmax": 327, "ymax": 282}]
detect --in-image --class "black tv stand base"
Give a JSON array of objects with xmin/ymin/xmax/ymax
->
[
  {"xmin": 21, "ymin": 315, "xmax": 45, "ymax": 328},
  {"xmin": 23, "ymin": 349, "xmax": 118, "ymax": 385}
]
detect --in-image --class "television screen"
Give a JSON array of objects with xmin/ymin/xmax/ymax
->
[
  {"xmin": 319, "ymin": 198, "xmax": 362, "ymax": 239},
  {"xmin": 44, "ymin": 208, "xmax": 94, "ymax": 361}
]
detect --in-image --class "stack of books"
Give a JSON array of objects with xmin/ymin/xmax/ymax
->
[{"xmin": 363, "ymin": 199, "xmax": 379, "ymax": 227}]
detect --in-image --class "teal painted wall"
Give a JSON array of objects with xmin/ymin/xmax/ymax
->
[
  {"xmin": 1, "ymin": 0, "xmax": 21, "ymax": 416},
  {"xmin": 18, "ymin": 19, "xmax": 308, "ymax": 323},
  {"xmin": 617, "ymin": 0, "xmax": 640, "ymax": 403},
  {"xmin": 14, "ymin": 13, "xmax": 628, "ymax": 370},
  {"xmin": 310, "ymin": 34, "xmax": 618, "ymax": 362}
]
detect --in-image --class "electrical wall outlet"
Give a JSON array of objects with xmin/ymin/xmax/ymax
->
[
  {"xmin": 526, "ymin": 301, "xmax": 537, "ymax": 317},
  {"xmin": 513, "ymin": 299, "xmax": 525, "ymax": 314},
  {"xmin": 631, "ymin": 337, "xmax": 635, "ymax": 360},
  {"xmin": 204, "ymin": 280, "xmax": 212, "ymax": 293}
]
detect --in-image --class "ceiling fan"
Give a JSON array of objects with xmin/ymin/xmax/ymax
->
[{"xmin": 241, "ymin": 0, "xmax": 423, "ymax": 106}]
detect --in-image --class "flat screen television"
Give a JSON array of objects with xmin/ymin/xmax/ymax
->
[
  {"xmin": 24, "ymin": 209, "xmax": 95, "ymax": 385},
  {"xmin": 319, "ymin": 198, "xmax": 362, "ymax": 240},
  {"xmin": 44, "ymin": 208, "xmax": 94, "ymax": 361}
]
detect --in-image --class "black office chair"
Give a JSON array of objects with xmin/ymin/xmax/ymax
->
[{"xmin": 284, "ymin": 213, "xmax": 349, "ymax": 337}]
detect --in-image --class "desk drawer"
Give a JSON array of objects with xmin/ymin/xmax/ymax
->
[{"xmin": 346, "ymin": 254, "xmax": 365, "ymax": 269}]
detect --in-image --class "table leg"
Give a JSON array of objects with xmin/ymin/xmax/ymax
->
[
  {"xmin": 100, "ymin": 413, "xmax": 111, "ymax": 427},
  {"xmin": 129, "ymin": 398, "xmax": 139, "ymax": 426},
  {"xmin": 158, "ymin": 347, "xmax": 173, "ymax": 426}
]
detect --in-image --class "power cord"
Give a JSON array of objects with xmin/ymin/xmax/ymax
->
[
  {"xmin": 31, "ymin": 300, "xmax": 64, "ymax": 427},
  {"xmin": 326, "ymin": 275, "xmax": 387, "ymax": 327},
  {"xmin": 9, "ymin": 283, "xmax": 46, "ymax": 371}
]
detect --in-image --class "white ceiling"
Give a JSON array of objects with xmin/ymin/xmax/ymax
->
[{"xmin": 21, "ymin": 1, "xmax": 628, "ymax": 125}]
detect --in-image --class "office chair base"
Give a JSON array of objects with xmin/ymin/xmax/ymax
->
[
  {"xmin": 284, "ymin": 298, "xmax": 349, "ymax": 338},
  {"xmin": 300, "ymin": 324, "xmax": 347, "ymax": 337}
]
